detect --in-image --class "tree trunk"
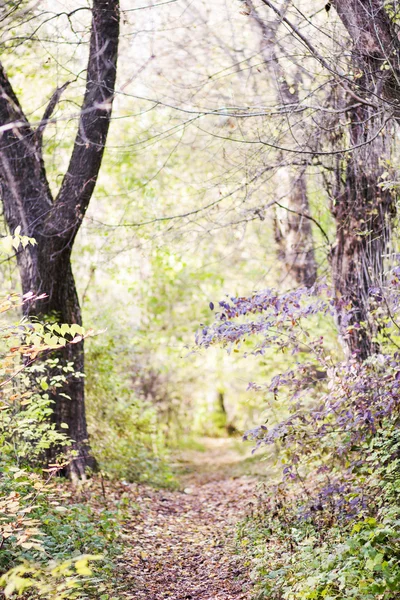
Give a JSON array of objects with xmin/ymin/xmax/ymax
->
[
  {"xmin": 323, "ymin": 1, "xmax": 400, "ymax": 359},
  {"xmin": 274, "ymin": 166, "xmax": 317, "ymax": 287},
  {"xmin": 331, "ymin": 0, "xmax": 400, "ymax": 116},
  {"xmin": 247, "ymin": 0, "xmax": 317, "ymax": 287},
  {"xmin": 330, "ymin": 102, "xmax": 394, "ymax": 360},
  {"xmin": 32, "ymin": 259, "xmax": 92, "ymax": 477},
  {"xmin": 0, "ymin": 0, "xmax": 120, "ymax": 477}
]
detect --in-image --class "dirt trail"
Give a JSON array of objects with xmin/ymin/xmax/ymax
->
[{"xmin": 118, "ymin": 439, "xmax": 259, "ymax": 599}]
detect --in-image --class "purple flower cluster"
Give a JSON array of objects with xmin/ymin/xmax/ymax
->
[{"xmin": 198, "ymin": 280, "xmax": 400, "ymax": 523}]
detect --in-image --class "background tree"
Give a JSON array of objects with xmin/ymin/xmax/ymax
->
[
  {"xmin": 0, "ymin": 0, "xmax": 120, "ymax": 477},
  {"xmin": 251, "ymin": 0, "xmax": 398, "ymax": 358},
  {"xmin": 247, "ymin": 0, "xmax": 317, "ymax": 286}
]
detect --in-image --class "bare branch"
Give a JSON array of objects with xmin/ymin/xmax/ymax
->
[
  {"xmin": 260, "ymin": 0, "xmax": 379, "ymax": 109},
  {"xmin": 35, "ymin": 80, "xmax": 73, "ymax": 150},
  {"xmin": 274, "ymin": 201, "xmax": 331, "ymax": 246}
]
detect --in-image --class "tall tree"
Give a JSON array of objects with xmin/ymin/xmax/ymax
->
[
  {"xmin": 0, "ymin": 0, "xmax": 120, "ymax": 478},
  {"xmin": 328, "ymin": 0, "xmax": 398, "ymax": 359},
  {"xmin": 257, "ymin": 0, "xmax": 397, "ymax": 358}
]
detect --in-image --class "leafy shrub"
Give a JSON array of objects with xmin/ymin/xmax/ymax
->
[
  {"xmin": 199, "ymin": 281, "xmax": 400, "ymax": 599},
  {"xmin": 0, "ymin": 555, "xmax": 104, "ymax": 600},
  {"xmin": 0, "ymin": 247, "xmax": 122, "ymax": 598},
  {"xmin": 239, "ymin": 506, "xmax": 400, "ymax": 600},
  {"xmin": 0, "ymin": 461, "xmax": 122, "ymax": 597},
  {"xmin": 85, "ymin": 334, "xmax": 175, "ymax": 487}
]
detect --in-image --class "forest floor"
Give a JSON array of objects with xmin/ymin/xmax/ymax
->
[{"xmin": 112, "ymin": 438, "xmax": 269, "ymax": 600}]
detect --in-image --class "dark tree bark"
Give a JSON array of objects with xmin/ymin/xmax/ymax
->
[
  {"xmin": 247, "ymin": 0, "xmax": 317, "ymax": 287},
  {"xmin": 331, "ymin": 0, "xmax": 400, "ymax": 114},
  {"xmin": 0, "ymin": 0, "xmax": 120, "ymax": 478},
  {"xmin": 328, "ymin": 1, "xmax": 399, "ymax": 359},
  {"xmin": 257, "ymin": 0, "xmax": 398, "ymax": 358},
  {"xmin": 330, "ymin": 102, "xmax": 394, "ymax": 360}
]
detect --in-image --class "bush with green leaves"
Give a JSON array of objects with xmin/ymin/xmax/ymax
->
[
  {"xmin": 0, "ymin": 555, "xmax": 105, "ymax": 600},
  {"xmin": 239, "ymin": 503, "xmax": 400, "ymax": 600},
  {"xmin": 0, "ymin": 238, "xmax": 123, "ymax": 598},
  {"xmin": 237, "ymin": 432, "xmax": 400, "ymax": 600},
  {"xmin": 0, "ymin": 460, "xmax": 123, "ymax": 598},
  {"xmin": 198, "ymin": 283, "xmax": 400, "ymax": 599},
  {"xmin": 0, "ymin": 313, "xmax": 123, "ymax": 598},
  {"xmin": 85, "ymin": 333, "xmax": 176, "ymax": 487}
]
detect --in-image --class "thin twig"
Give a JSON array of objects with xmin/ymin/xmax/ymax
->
[{"xmin": 274, "ymin": 201, "xmax": 331, "ymax": 246}]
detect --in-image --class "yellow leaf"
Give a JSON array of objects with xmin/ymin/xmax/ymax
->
[{"xmin": 74, "ymin": 558, "xmax": 92, "ymax": 576}]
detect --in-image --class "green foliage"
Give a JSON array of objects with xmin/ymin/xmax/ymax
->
[
  {"xmin": 234, "ymin": 361, "xmax": 400, "ymax": 600},
  {"xmin": 240, "ymin": 505, "xmax": 400, "ymax": 600},
  {"xmin": 85, "ymin": 333, "xmax": 176, "ymax": 487},
  {"xmin": 40, "ymin": 503, "xmax": 120, "ymax": 561},
  {"xmin": 0, "ymin": 263, "xmax": 122, "ymax": 597},
  {"xmin": 0, "ymin": 462, "xmax": 122, "ymax": 598},
  {"xmin": 239, "ymin": 450, "xmax": 400, "ymax": 600},
  {"xmin": 0, "ymin": 360, "xmax": 74, "ymax": 467}
]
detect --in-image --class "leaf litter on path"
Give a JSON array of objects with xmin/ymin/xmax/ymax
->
[
  {"xmin": 113, "ymin": 439, "xmax": 263, "ymax": 599},
  {"xmin": 118, "ymin": 476, "xmax": 256, "ymax": 600}
]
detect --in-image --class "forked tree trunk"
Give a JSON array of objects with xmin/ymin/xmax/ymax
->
[{"xmin": 0, "ymin": 0, "xmax": 120, "ymax": 478}]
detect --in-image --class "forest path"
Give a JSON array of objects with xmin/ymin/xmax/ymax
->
[{"xmin": 118, "ymin": 438, "xmax": 260, "ymax": 599}]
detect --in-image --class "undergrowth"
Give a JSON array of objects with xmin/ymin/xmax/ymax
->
[
  {"xmin": 237, "ymin": 426, "xmax": 400, "ymax": 599},
  {"xmin": 85, "ymin": 334, "xmax": 176, "ymax": 488},
  {"xmin": 198, "ymin": 282, "xmax": 400, "ymax": 599},
  {"xmin": 0, "ymin": 282, "xmax": 124, "ymax": 598}
]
